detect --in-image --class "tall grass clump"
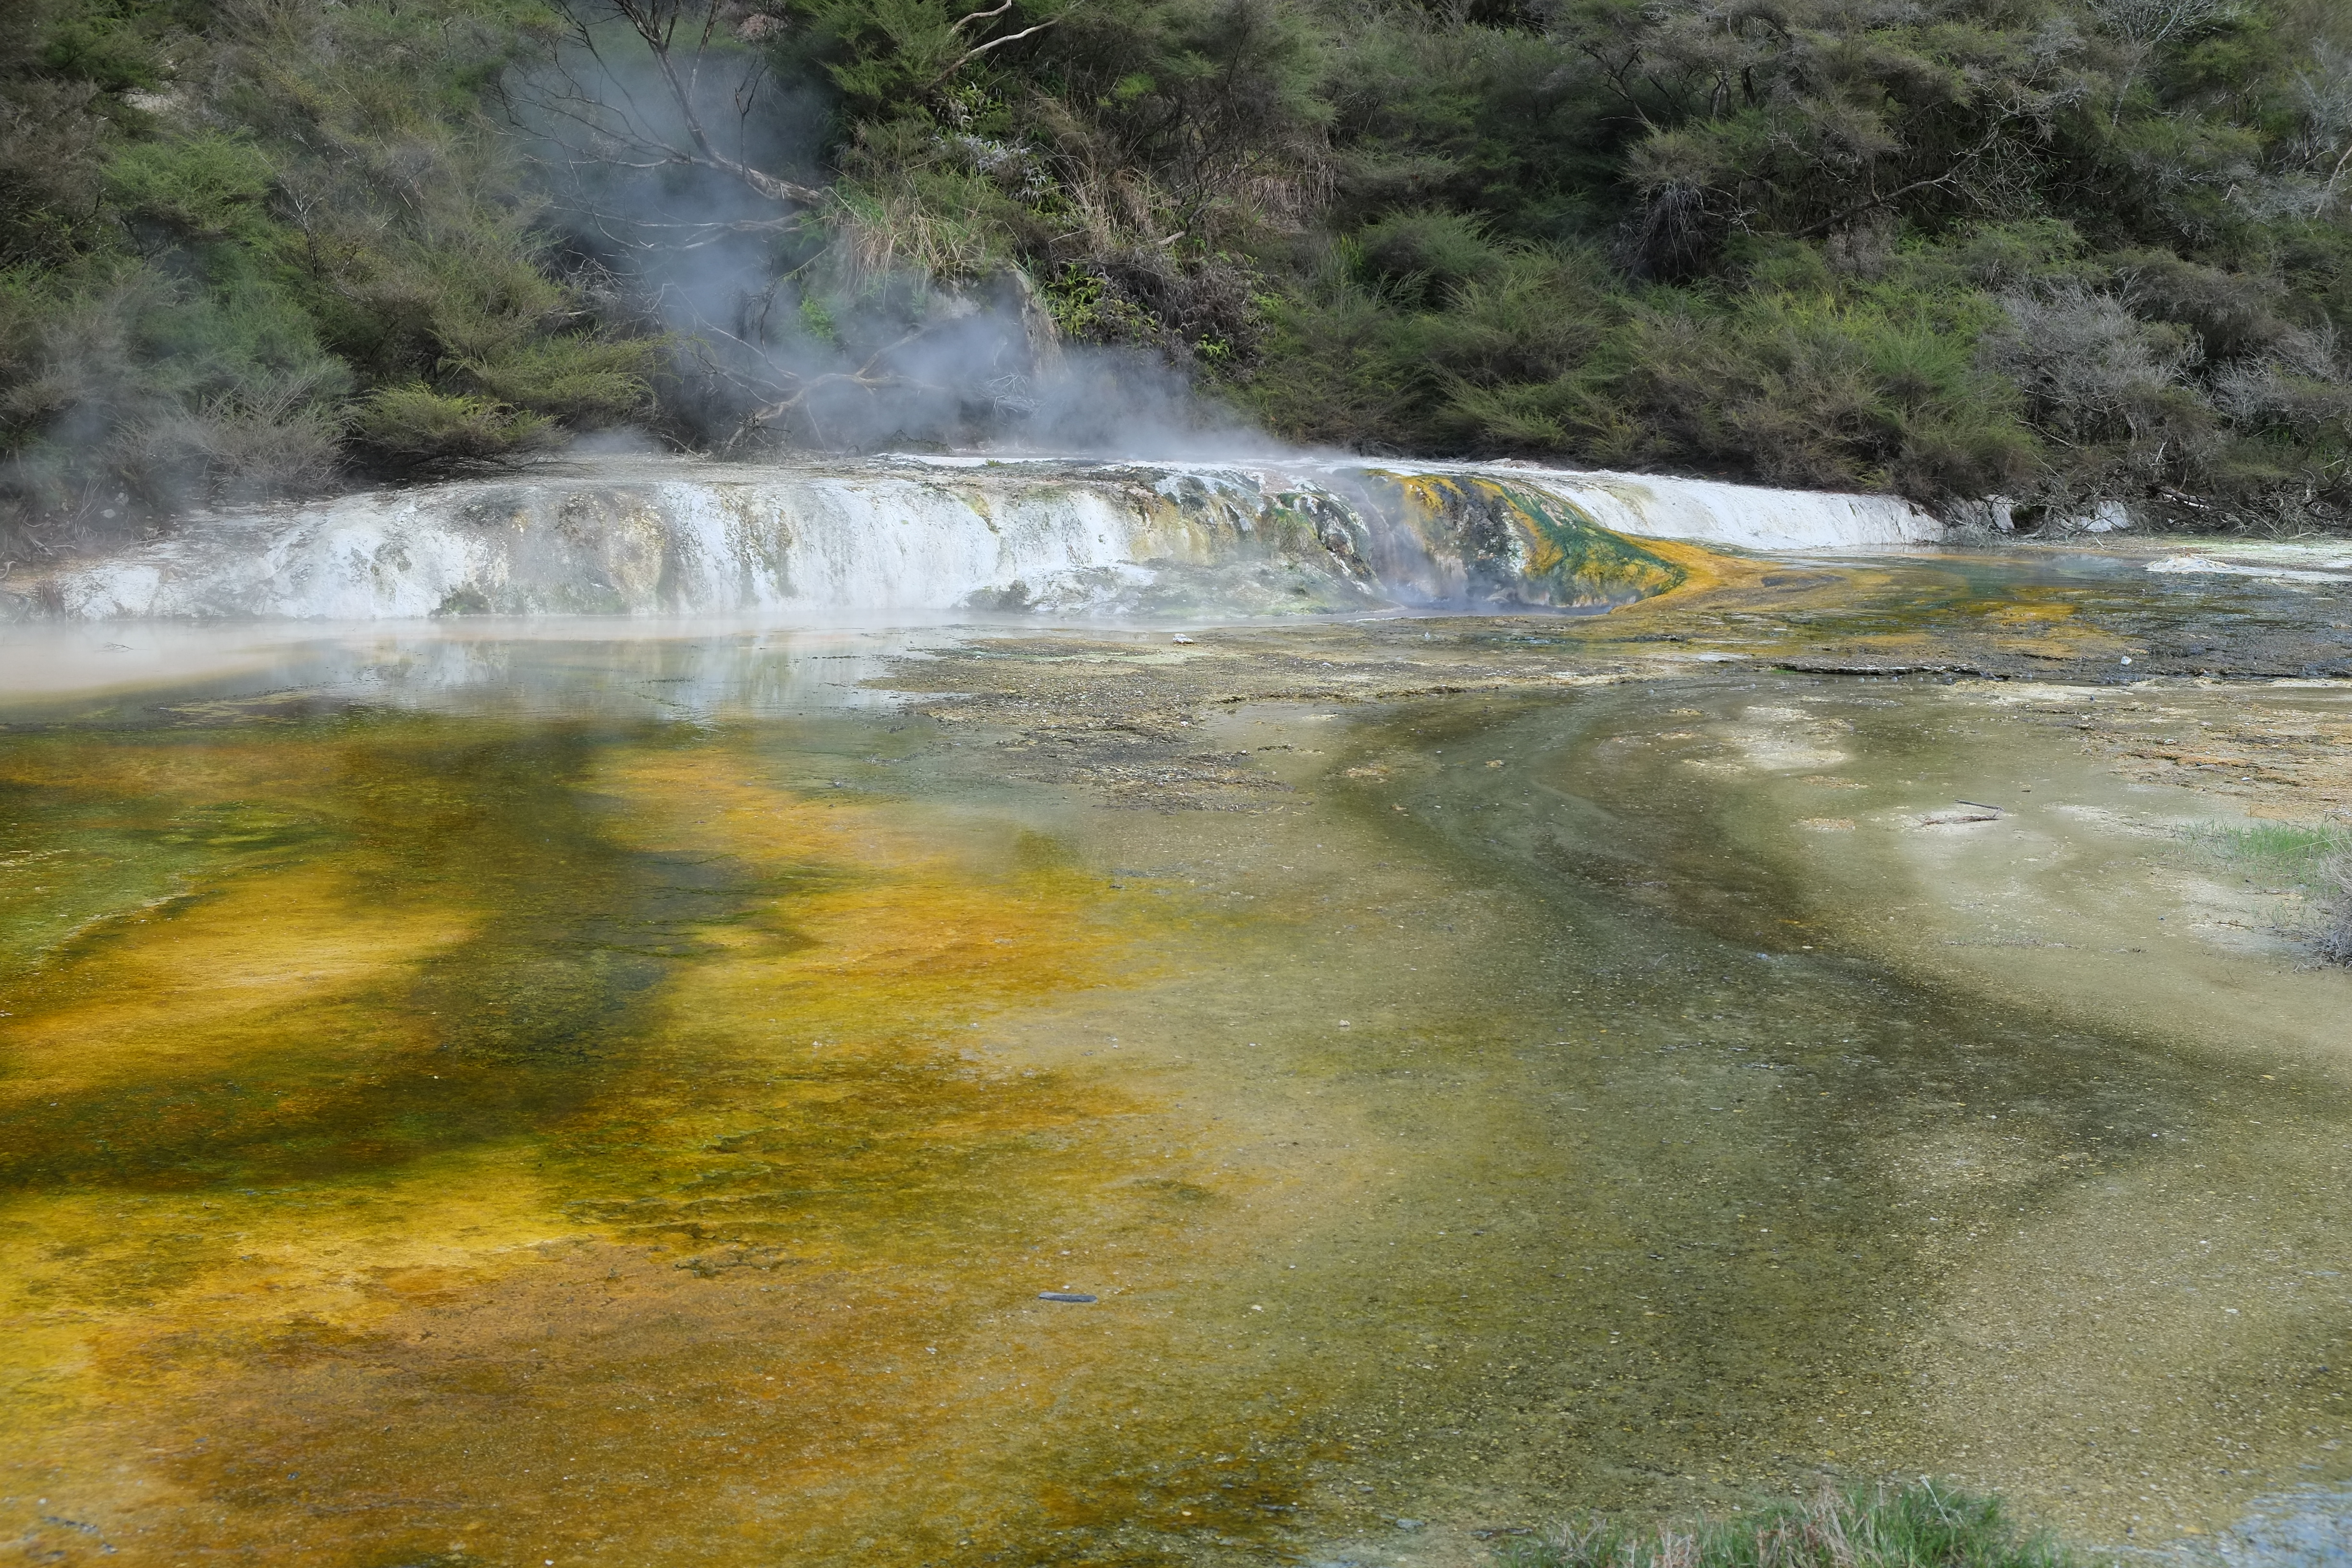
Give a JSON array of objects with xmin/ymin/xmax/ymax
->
[
  {"xmin": 2184, "ymin": 821, "xmax": 2352, "ymax": 879},
  {"xmin": 1503, "ymin": 1481, "xmax": 2090, "ymax": 1568},
  {"xmin": 2183, "ymin": 820, "xmax": 2352, "ymax": 966},
  {"xmin": 2316, "ymin": 855, "xmax": 2352, "ymax": 968}
]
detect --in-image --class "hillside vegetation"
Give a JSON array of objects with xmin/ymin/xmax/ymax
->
[{"xmin": 3, "ymin": 0, "xmax": 2350, "ymax": 563}]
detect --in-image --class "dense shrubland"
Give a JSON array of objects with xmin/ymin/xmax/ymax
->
[
  {"xmin": 0, "ymin": 0, "xmax": 655, "ymax": 561},
  {"xmin": 2, "ymin": 0, "xmax": 2349, "ymax": 565}
]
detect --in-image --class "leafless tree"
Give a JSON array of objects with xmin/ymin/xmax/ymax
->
[
  {"xmin": 516, "ymin": 0, "xmax": 824, "ymax": 245},
  {"xmin": 508, "ymin": 0, "xmax": 1060, "ymax": 449},
  {"xmin": 1981, "ymin": 282, "xmax": 2203, "ymax": 444},
  {"xmin": 518, "ymin": 0, "xmax": 1066, "ymax": 230},
  {"xmin": 2089, "ymin": 0, "xmax": 2234, "ymax": 124},
  {"xmin": 2293, "ymin": 42, "xmax": 2352, "ymax": 217}
]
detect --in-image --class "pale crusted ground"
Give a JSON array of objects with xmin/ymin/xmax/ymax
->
[
  {"xmin": 2051, "ymin": 681, "xmax": 2352, "ymax": 818},
  {"xmin": 880, "ymin": 541, "xmax": 2352, "ymax": 835}
]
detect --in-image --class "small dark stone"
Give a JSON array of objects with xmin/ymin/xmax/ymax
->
[{"xmin": 1037, "ymin": 1291, "xmax": 1097, "ymax": 1303}]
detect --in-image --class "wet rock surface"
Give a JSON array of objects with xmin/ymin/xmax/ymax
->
[{"xmin": 880, "ymin": 541, "xmax": 2351, "ymax": 815}]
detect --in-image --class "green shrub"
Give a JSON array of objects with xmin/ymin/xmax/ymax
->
[
  {"xmin": 1354, "ymin": 209, "xmax": 1508, "ymax": 304},
  {"xmin": 347, "ymin": 384, "xmax": 559, "ymax": 468},
  {"xmin": 127, "ymin": 372, "xmax": 348, "ymax": 503},
  {"xmin": 37, "ymin": 12, "xmax": 162, "ymax": 93},
  {"xmin": 1240, "ymin": 232, "xmax": 2036, "ymax": 500},
  {"xmin": 102, "ymin": 136, "xmax": 278, "ymax": 243},
  {"xmin": 453, "ymin": 336, "xmax": 654, "ymax": 427}
]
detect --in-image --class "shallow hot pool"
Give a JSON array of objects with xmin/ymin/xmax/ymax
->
[{"xmin": 2, "ymin": 621, "xmax": 2346, "ymax": 1567}]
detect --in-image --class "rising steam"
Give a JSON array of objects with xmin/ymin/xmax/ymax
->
[{"xmin": 511, "ymin": 0, "xmax": 1270, "ymax": 458}]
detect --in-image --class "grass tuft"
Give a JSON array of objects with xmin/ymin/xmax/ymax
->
[
  {"xmin": 2316, "ymin": 857, "xmax": 2352, "ymax": 968},
  {"xmin": 2180, "ymin": 821, "xmax": 2352, "ymax": 966},
  {"xmin": 2182, "ymin": 821, "xmax": 2352, "ymax": 879},
  {"xmin": 1502, "ymin": 1481, "xmax": 2090, "ymax": 1568}
]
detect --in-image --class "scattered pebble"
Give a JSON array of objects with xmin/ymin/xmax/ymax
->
[{"xmin": 1037, "ymin": 1291, "xmax": 1097, "ymax": 1303}]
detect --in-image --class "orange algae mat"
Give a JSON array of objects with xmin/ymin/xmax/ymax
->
[
  {"xmin": 9, "ymin": 650, "xmax": 2352, "ymax": 1567},
  {"xmin": 0, "ymin": 713, "xmax": 1338, "ymax": 1566}
]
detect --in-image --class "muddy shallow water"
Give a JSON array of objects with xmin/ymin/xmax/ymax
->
[{"xmin": 2, "ymin": 548, "xmax": 2350, "ymax": 1568}]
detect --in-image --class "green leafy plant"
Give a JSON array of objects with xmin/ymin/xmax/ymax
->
[{"xmin": 347, "ymin": 384, "xmax": 560, "ymax": 467}]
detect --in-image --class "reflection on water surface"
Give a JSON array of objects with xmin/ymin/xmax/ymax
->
[{"xmin": 2, "ymin": 615, "xmax": 2348, "ymax": 1567}]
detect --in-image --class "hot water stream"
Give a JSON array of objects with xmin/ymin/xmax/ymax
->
[{"xmin": 2, "ymin": 548, "xmax": 2349, "ymax": 1567}]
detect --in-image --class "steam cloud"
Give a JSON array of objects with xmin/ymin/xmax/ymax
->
[{"xmin": 514, "ymin": 2, "xmax": 1274, "ymax": 459}]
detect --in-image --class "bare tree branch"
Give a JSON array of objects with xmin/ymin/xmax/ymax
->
[
  {"xmin": 2090, "ymin": 0, "xmax": 2232, "ymax": 124},
  {"xmin": 925, "ymin": 12, "xmax": 1067, "ymax": 91},
  {"xmin": 524, "ymin": 0, "xmax": 830, "ymax": 209},
  {"xmin": 948, "ymin": 0, "xmax": 1017, "ymax": 38},
  {"xmin": 603, "ymin": 0, "xmax": 830, "ymax": 204}
]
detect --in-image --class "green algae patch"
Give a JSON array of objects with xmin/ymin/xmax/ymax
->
[{"xmin": 1361, "ymin": 471, "xmax": 1689, "ymax": 608}]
